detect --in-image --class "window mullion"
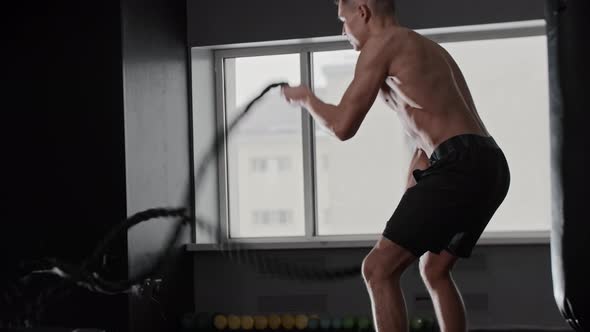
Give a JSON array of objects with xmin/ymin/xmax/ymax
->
[
  {"xmin": 300, "ymin": 51, "xmax": 317, "ymax": 240},
  {"xmin": 217, "ymin": 54, "xmax": 231, "ymax": 244}
]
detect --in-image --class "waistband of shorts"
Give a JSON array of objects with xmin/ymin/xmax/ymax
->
[{"xmin": 430, "ymin": 134, "xmax": 499, "ymax": 161}]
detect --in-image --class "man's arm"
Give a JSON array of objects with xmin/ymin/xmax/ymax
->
[{"xmin": 282, "ymin": 39, "xmax": 390, "ymax": 141}]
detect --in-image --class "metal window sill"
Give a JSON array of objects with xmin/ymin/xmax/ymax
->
[{"xmin": 186, "ymin": 231, "xmax": 550, "ymax": 252}]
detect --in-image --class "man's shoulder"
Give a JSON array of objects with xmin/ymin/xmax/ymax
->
[
  {"xmin": 367, "ymin": 27, "xmax": 425, "ymax": 54},
  {"xmin": 363, "ymin": 31, "xmax": 400, "ymax": 56},
  {"xmin": 360, "ymin": 29, "xmax": 413, "ymax": 65}
]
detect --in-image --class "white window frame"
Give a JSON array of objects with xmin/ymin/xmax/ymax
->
[{"xmin": 189, "ymin": 19, "xmax": 550, "ymax": 251}]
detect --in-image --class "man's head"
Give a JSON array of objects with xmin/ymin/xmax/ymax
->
[{"xmin": 336, "ymin": 0, "xmax": 397, "ymax": 50}]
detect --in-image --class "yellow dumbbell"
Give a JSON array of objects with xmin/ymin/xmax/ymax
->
[
  {"xmin": 254, "ymin": 315, "xmax": 269, "ymax": 330},
  {"xmin": 268, "ymin": 314, "xmax": 282, "ymax": 330},
  {"xmin": 214, "ymin": 314, "xmax": 228, "ymax": 330},
  {"xmin": 228, "ymin": 315, "xmax": 241, "ymax": 330},
  {"xmin": 281, "ymin": 314, "xmax": 295, "ymax": 330},
  {"xmin": 241, "ymin": 315, "xmax": 255, "ymax": 330},
  {"xmin": 295, "ymin": 314, "xmax": 309, "ymax": 330}
]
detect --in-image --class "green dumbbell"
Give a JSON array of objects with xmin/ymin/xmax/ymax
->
[
  {"xmin": 342, "ymin": 316, "xmax": 355, "ymax": 331},
  {"xmin": 331, "ymin": 317, "xmax": 342, "ymax": 330},
  {"xmin": 319, "ymin": 317, "xmax": 331, "ymax": 330},
  {"xmin": 357, "ymin": 317, "xmax": 370, "ymax": 332}
]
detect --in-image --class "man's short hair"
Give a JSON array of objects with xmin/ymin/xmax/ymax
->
[{"xmin": 336, "ymin": 0, "xmax": 396, "ymax": 18}]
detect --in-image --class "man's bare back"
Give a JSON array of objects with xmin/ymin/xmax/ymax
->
[{"xmin": 371, "ymin": 27, "xmax": 490, "ymax": 156}]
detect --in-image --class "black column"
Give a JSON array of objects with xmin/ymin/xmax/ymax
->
[{"xmin": 546, "ymin": 0, "xmax": 590, "ymax": 331}]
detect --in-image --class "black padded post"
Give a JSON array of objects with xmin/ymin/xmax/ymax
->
[{"xmin": 546, "ymin": 0, "xmax": 590, "ymax": 330}]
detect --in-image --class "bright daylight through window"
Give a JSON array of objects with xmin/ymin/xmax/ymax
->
[{"xmin": 219, "ymin": 32, "xmax": 550, "ymax": 242}]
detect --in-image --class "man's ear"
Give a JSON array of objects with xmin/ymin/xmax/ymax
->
[{"xmin": 358, "ymin": 4, "xmax": 372, "ymax": 23}]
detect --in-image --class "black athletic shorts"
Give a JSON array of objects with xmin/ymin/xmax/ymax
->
[{"xmin": 383, "ymin": 134, "xmax": 510, "ymax": 258}]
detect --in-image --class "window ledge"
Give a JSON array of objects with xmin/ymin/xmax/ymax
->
[{"xmin": 186, "ymin": 231, "xmax": 550, "ymax": 252}]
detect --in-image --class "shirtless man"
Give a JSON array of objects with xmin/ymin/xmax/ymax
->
[{"xmin": 281, "ymin": 0, "xmax": 510, "ymax": 331}]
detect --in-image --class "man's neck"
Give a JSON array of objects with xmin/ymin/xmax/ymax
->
[{"xmin": 368, "ymin": 17, "xmax": 399, "ymax": 37}]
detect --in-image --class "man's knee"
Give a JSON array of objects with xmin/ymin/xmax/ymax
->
[
  {"xmin": 419, "ymin": 252, "xmax": 456, "ymax": 287},
  {"xmin": 419, "ymin": 260, "xmax": 450, "ymax": 286},
  {"xmin": 362, "ymin": 254, "xmax": 389, "ymax": 283},
  {"xmin": 362, "ymin": 239, "xmax": 415, "ymax": 284},
  {"xmin": 362, "ymin": 254, "xmax": 402, "ymax": 284}
]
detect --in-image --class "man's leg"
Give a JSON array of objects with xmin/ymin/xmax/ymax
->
[
  {"xmin": 419, "ymin": 251, "xmax": 466, "ymax": 332},
  {"xmin": 362, "ymin": 236, "xmax": 417, "ymax": 332}
]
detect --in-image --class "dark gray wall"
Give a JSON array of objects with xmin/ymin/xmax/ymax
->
[
  {"xmin": 3, "ymin": 0, "xmax": 128, "ymax": 330},
  {"xmin": 121, "ymin": 0, "xmax": 194, "ymax": 330},
  {"xmin": 3, "ymin": 0, "xmax": 194, "ymax": 330},
  {"xmin": 188, "ymin": 0, "xmax": 545, "ymax": 47},
  {"xmin": 194, "ymin": 245, "xmax": 568, "ymax": 330}
]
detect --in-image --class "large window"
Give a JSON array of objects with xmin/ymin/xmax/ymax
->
[
  {"xmin": 223, "ymin": 54, "xmax": 304, "ymax": 238},
  {"xmin": 441, "ymin": 36, "xmax": 550, "ymax": 232},
  {"xmin": 213, "ymin": 21, "xmax": 550, "ymax": 244},
  {"xmin": 312, "ymin": 50, "xmax": 412, "ymax": 236}
]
